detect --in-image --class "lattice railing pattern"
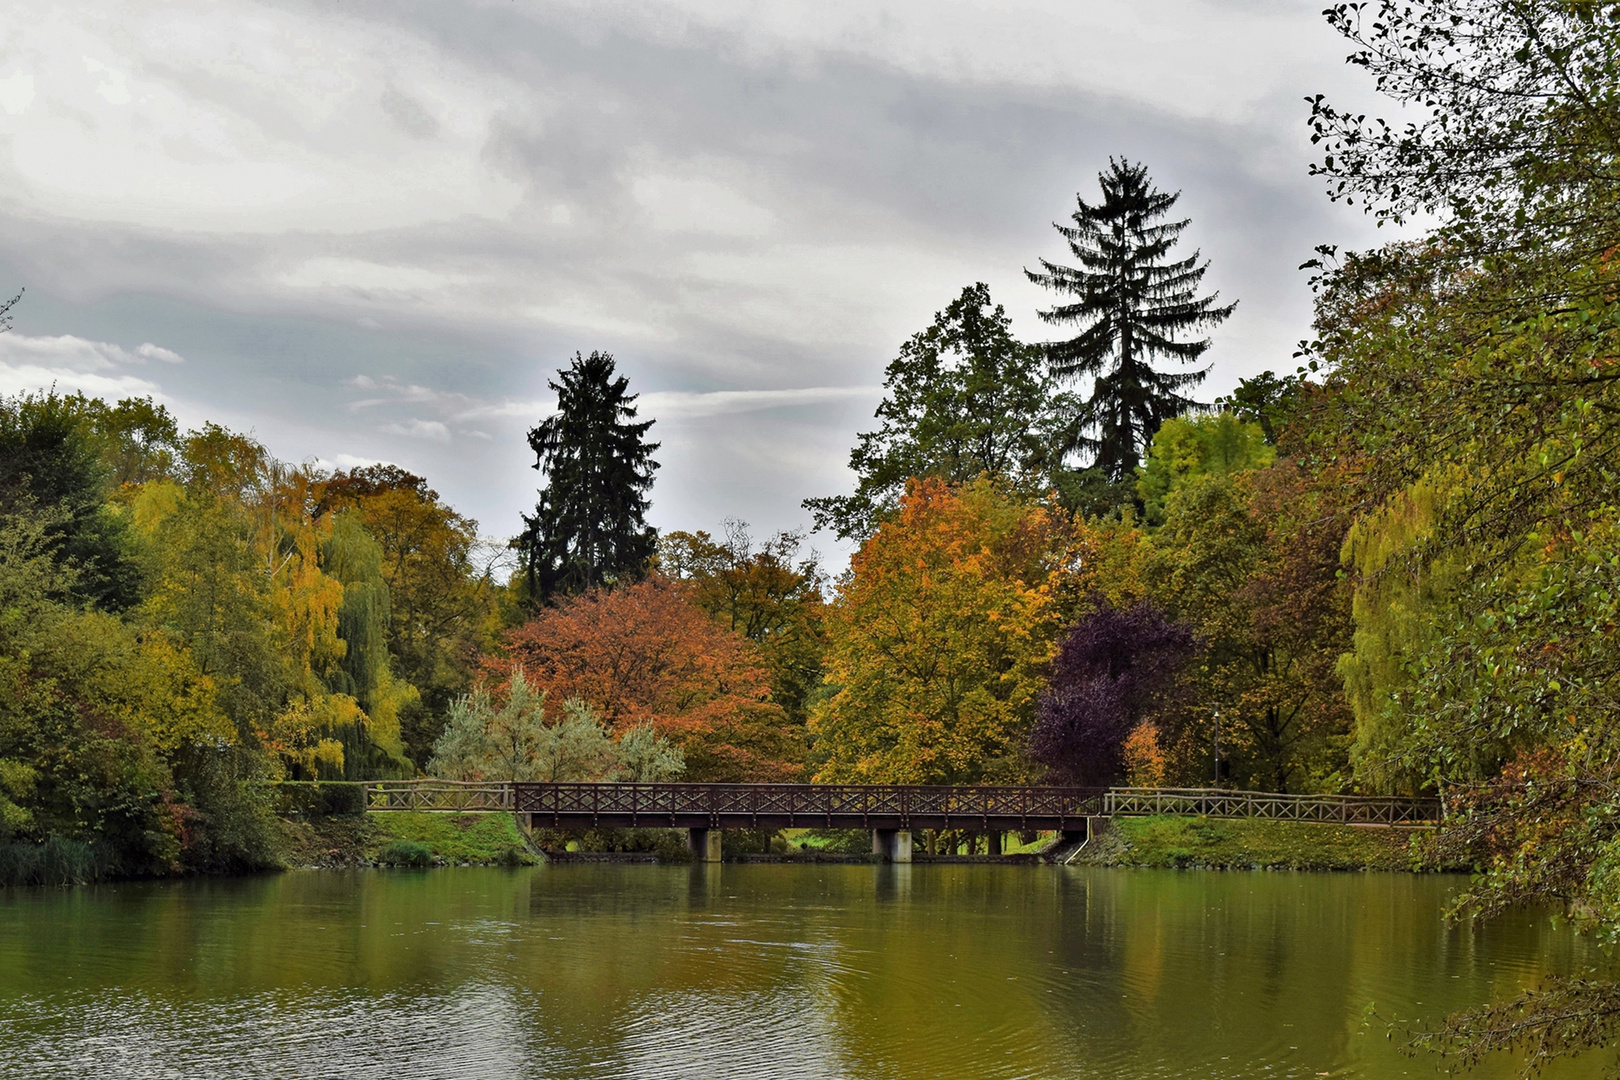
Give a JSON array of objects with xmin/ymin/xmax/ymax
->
[
  {"xmin": 361, "ymin": 781, "xmax": 1440, "ymax": 825},
  {"xmin": 366, "ymin": 781, "xmax": 514, "ymax": 813},
  {"xmin": 511, "ymin": 783, "xmax": 1107, "ymax": 828},
  {"xmin": 1102, "ymin": 787, "xmax": 1439, "ymax": 824}
]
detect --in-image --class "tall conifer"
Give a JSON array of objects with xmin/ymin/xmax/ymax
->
[
  {"xmin": 1027, "ymin": 159, "xmax": 1235, "ymax": 481},
  {"xmin": 519, "ymin": 351, "xmax": 659, "ymax": 603}
]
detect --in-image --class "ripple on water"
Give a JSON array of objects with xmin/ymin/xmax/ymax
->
[
  {"xmin": 0, "ymin": 866, "xmax": 1609, "ymax": 1080},
  {"xmin": 0, "ymin": 985, "xmax": 538, "ymax": 1079}
]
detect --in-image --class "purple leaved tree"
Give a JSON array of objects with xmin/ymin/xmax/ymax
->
[{"xmin": 1030, "ymin": 599, "xmax": 1196, "ymax": 785}]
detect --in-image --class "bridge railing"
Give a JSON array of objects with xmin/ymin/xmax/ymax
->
[
  {"xmin": 1102, "ymin": 787, "xmax": 1439, "ymax": 824},
  {"xmin": 511, "ymin": 782, "xmax": 1107, "ymax": 826},
  {"xmin": 360, "ymin": 781, "xmax": 1440, "ymax": 824},
  {"xmin": 365, "ymin": 780, "xmax": 514, "ymax": 813}
]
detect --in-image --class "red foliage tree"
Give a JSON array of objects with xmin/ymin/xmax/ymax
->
[{"xmin": 492, "ymin": 576, "xmax": 801, "ymax": 781}]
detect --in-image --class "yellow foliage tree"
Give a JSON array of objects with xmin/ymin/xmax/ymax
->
[
  {"xmin": 130, "ymin": 441, "xmax": 417, "ymax": 778},
  {"xmin": 810, "ymin": 477, "xmax": 1075, "ymax": 783}
]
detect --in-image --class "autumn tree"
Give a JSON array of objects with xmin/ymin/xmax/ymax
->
[
  {"xmin": 519, "ymin": 351, "xmax": 660, "ymax": 604},
  {"xmin": 805, "ymin": 284, "xmax": 1075, "ymax": 539},
  {"xmin": 811, "ymin": 477, "xmax": 1074, "ymax": 784},
  {"xmin": 658, "ymin": 522, "xmax": 827, "ymax": 728},
  {"xmin": 494, "ymin": 576, "xmax": 798, "ymax": 780},
  {"xmin": 1041, "ymin": 411, "xmax": 1355, "ymax": 791},
  {"xmin": 317, "ymin": 464, "xmax": 503, "ymax": 766},
  {"xmin": 1029, "ymin": 600, "xmax": 1195, "ymax": 785},
  {"xmin": 134, "ymin": 429, "xmax": 418, "ymax": 781}
]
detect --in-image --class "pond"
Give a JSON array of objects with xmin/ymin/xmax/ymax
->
[{"xmin": 0, "ymin": 865, "xmax": 1608, "ymax": 1078}]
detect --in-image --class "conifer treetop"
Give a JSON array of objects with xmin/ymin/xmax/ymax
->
[
  {"xmin": 519, "ymin": 350, "xmax": 660, "ymax": 603},
  {"xmin": 1027, "ymin": 158, "xmax": 1235, "ymax": 481}
]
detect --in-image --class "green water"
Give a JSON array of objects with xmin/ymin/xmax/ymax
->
[{"xmin": 0, "ymin": 865, "xmax": 1608, "ymax": 1079}]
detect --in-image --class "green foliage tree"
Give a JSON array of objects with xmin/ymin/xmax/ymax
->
[
  {"xmin": 0, "ymin": 504, "xmax": 277, "ymax": 879},
  {"xmin": 519, "ymin": 351, "xmax": 660, "ymax": 603},
  {"xmin": 1214, "ymin": 371, "xmax": 1306, "ymax": 446},
  {"xmin": 1305, "ymin": 0, "xmax": 1620, "ymax": 1067},
  {"xmin": 805, "ymin": 283, "xmax": 1073, "ymax": 539},
  {"xmin": 1146, "ymin": 460, "xmax": 1354, "ymax": 792},
  {"xmin": 84, "ymin": 396, "xmax": 183, "ymax": 486},
  {"xmin": 1308, "ymin": 0, "xmax": 1620, "ymax": 266},
  {"xmin": 1135, "ymin": 413, "xmax": 1273, "ymax": 525},
  {"xmin": 136, "ymin": 484, "xmax": 288, "ymax": 741},
  {"xmin": 320, "ymin": 511, "xmax": 414, "ymax": 777},
  {"xmin": 0, "ymin": 391, "xmax": 140, "ymax": 611},
  {"xmin": 1026, "ymin": 159, "xmax": 1235, "ymax": 482},
  {"xmin": 428, "ymin": 669, "xmax": 683, "ymax": 782}
]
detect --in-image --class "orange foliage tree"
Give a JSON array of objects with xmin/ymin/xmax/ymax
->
[
  {"xmin": 494, "ymin": 576, "xmax": 800, "ymax": 781},
  {"xmin": 810, "ymin": 476, "xmax": 1076, "ymax": 784}
]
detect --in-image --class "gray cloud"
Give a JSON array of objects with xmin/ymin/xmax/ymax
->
[{"xmin": 0, "ymin": 0, "xmax": 1396, "ymax": 548}]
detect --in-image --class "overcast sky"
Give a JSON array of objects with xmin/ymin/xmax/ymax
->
[{"xmin": 0, "ymin": 0, "xmax": 1391, "ymax": 560}]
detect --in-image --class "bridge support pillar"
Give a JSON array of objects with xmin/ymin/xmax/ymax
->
[
  {"xmin": 687, "ymin": 828, "xmax": 722, "ymax": 863},
  {"xmin": 872, "ymin": 829, "xmax": 912, "ymax": 863},
  {"xmin": 986, "ymin": 830, "xmax": 1003, "ymax": 856}
]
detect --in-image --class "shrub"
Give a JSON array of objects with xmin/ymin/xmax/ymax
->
[
  {"xmin": 530, "ymin": 826, "xmax": 692, "ymax": 861},
  {"xmin": 173, "ymin": 746, "xmax": 282, "ymax": 873},
  {"xmin": 379, "ymin": 839, "xmax": 434, "ymax": 867},
  {"xmin": 270, "ymin": 781, "xmax": 367, "ymax": 820},
  {"xmin": 796, "ymin": 828, "xmax": 870, "ymax": 854},
  {"xmin": 0, "ymin": 836, "xmax": 115, "ymax": 887},
  {"xmin": 721, "ymin": 828, "xmax": 780, "ymax": 856}
]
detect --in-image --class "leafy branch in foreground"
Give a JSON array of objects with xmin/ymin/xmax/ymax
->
[
  {"xmin": 1407, "ymin": 978, "xmax": 1620, "ymax": 1077},
  {"xmin": 1308, "ymin": 0, "xmax": 1620, "ymax": 1072},
  {"xmin": 1309, "ymin": 0, "xmax": 1620, "ymax": 265}
]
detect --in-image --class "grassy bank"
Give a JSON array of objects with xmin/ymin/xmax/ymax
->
[
  {"xmin": 276, "ymin": 811, "xmax": 537, "ymax": 868},
  {"xmin": 1078, "ymin": 815, "xmax": 1434, "ymax": 871}
]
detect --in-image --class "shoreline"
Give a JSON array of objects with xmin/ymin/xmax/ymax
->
[{"xmin": 273, "ymin": 812, "xmax": 1448, "ymax": 874}]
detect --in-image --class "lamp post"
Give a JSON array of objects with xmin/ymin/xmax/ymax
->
[{"xmin": 1212, "ymin": 708, "xmax": 1222, "ymax": 787}]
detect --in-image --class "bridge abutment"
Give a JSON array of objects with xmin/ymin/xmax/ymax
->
[
  {"xmin": 871, "ymin": 829, "xmax": 912, "ymax": 863},
  {"xmin": 687, "ymin": 828, "xmax": 723, "ymax": 863}
]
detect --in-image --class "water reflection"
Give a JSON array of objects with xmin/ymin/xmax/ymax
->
[{"xmin": 0, "ymin": 866, "xmax": 1609, "ymax": 1079}]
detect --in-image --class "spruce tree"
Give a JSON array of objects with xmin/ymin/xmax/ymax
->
[
  {"xmin": 1027, "ymin": 159, "xmax": 1235, "ymax": 481},
  {"xmin": 519, "ymin": 351, "xmax": 660, "ymax": 603}
]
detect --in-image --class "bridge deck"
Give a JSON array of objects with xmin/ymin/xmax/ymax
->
[
  {"xmin": 363, "ymin": 782, "xmax": 1439, "ymax": 828},
  {"xmin": 514, "ymin": 782, "xmax": 1105, "ymax": 831}
]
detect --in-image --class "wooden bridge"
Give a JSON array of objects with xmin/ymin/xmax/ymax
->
[{"xmin": 362, "ymin": 781, "xmax": 1439, "ymax": 861}]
